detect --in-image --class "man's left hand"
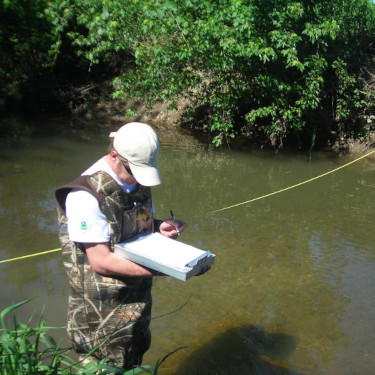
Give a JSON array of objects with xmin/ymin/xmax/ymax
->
[{"xmin": 159, "ymin": 219, "xmax": 187, "ymax": 239}]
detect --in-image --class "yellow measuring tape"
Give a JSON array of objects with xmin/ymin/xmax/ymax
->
[
  {"xmin": 0, "ymin": 248, "xmax": 61, "ymax": 264},
  {"xmin": 210, "ymin": 149, "xmax": 375, "ymax": 213},
  {"xmin": 1, "ymin": 149, "xmax": 375, "ymax": 264}
]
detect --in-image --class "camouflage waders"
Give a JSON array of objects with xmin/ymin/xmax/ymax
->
[{"xmin": 55, "ymin": 171, "xmax": 157, "ymax": 370}]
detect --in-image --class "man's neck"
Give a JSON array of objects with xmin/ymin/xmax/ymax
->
[{"xmin": 104, "ymin": 154, "xmax": 116, "ymax": 174}]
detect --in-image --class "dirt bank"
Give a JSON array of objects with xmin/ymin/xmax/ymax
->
[
  {"xmin": 61, "ymin": 82, "xmax": 375, "ymax": 156},
  {"xmin": 2, "ymin": 80, "xmax": 375, "ymax": 157}
]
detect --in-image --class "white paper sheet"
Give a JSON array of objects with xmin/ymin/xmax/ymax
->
[{"xmin": 114, "ymin": 232, "xmax": 215, "ymax": 280}]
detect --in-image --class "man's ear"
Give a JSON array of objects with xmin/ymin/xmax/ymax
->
[{"xmin": 109, "ymin": 150, "xmax": 118, "ymax": 160}]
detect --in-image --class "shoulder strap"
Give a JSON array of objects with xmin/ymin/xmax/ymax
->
[{"xmin": 54, "ymin": 175, "xmax": 100, "ymax": 215}]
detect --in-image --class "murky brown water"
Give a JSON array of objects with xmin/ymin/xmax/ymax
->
[{"xmin": 1, "ymin": 119, "xmax": 375, "ymax": 374}]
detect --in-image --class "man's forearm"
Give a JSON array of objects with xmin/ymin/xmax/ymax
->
[{"xmin": 85, "ymin": 242, "xmax": 154, "ymax": 277}]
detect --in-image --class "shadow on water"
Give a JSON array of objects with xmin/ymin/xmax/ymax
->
[{"xmin": 173, "ymin": 324, "xmax": 301, "ymax": 375}]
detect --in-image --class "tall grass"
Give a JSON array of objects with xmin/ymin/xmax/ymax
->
[{"xmin": 0, "ymin": 298, "xmax": 182, "ymax": 374}]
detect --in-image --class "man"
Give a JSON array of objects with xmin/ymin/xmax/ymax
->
[{"xmin": 55, "ymin": 122, "xmax": 187, "ymax": 371}]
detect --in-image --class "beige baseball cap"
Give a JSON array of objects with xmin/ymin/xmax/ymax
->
[{"xmin": 110, "ymin": 122, "xmax": 161, "ymax": 186}]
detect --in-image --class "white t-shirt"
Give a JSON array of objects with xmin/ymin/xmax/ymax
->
[{"xmin": 66, "ymin": 157, "xmax": 136, "ymax": 243}]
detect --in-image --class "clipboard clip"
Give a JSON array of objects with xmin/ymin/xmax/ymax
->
[{"xmin": 185, "ymin": 251, "xmax": 213, "ymax": 268}]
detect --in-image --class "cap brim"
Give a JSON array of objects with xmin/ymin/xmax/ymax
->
[{"xmin": 129, "ymin": 163, "xmax": 161, "ymax": 186}]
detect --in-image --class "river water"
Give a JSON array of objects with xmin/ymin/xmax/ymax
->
[{"xmin": 1, "ymin": 119, "xmax": 375, "ymax": 374}]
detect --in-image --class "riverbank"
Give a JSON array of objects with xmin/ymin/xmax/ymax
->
[
  {"xmin": 2, "ymin": 81, "xmax": 375, "ymax": 157},
  {"xmin": 61, "ymin": 96, "xmax": 375, "ymax": 157},
  {"xmin": 47, "ymin": 81, "xmax": 375, "ymax": 157}
]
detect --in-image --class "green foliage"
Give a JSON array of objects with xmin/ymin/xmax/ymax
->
[
  {"xmin": 0, "ymin": 0, "xmax": 54, "ymax": 88},
  {"xmin": 103, "ymin": 0, "xmax": 375, "ymax": 147},
  {"xmin": 44, "ymin": 0, "xmax": 142, "ymax": 66},
  {"xmin": 0, "ymin": 299, "xmax": 173, "ymax": 375},
  {"xmin": 125, "ymin": 108, "xmax": 136, "ymax": 117},
  {"xmin": 43, "ymin": 0, "xmax": 76, "ymax": 65},
  {"xmin": 2, "ymin": 0, "xmax": 375, "ymax": 147},
  {"xmin": 0, "ymin": 298, "xmax": 65, "ymax": 374}
]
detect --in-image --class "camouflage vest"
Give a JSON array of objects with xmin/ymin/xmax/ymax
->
[{"xmin": 54, "ymin": 171, "xmax": 154, "ymax": 364}]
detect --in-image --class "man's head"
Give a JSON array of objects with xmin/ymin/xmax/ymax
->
[{"xmin": 109, "ymin": 122, "xmax": 161, "ymax": 186}]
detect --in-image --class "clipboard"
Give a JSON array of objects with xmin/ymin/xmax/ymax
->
[{"xmin": 114, "ymin": 232, "xmax": 215, "ymax": 281}]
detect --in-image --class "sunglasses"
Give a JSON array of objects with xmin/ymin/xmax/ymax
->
[{"xmin": 118, "ymin": 157, "xmax": 133, "ymax": 176}]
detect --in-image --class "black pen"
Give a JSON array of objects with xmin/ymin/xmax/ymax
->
[{"xmin": 170, "ymin": 210, "xmax": 180, "ymax": 235}]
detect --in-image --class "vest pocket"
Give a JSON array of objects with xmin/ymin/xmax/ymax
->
[{"xmin": 120, "ymin": 204, "xmax": 153, "ymax": 242}]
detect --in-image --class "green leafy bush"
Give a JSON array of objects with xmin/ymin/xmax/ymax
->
[
  {"xmin": 0, "ymin": 0, "xmax": 54, "ymax": 89},
  {"xmin": 2, "ymin": 0, "xmax": 375, "ymax": 148},
  {"xmin": 57, "ymin": 0, "xmax": 375, "ymax": 147}
]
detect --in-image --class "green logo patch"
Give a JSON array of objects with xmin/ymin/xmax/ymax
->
[{"xmin": 80, "ymin": 221, "xmax": 88, "ymax": 231}]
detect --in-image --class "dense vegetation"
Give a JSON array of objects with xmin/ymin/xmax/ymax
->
[{"xmin": 1, "ymin": 0, "xmax": 375, "ymax": 149}]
